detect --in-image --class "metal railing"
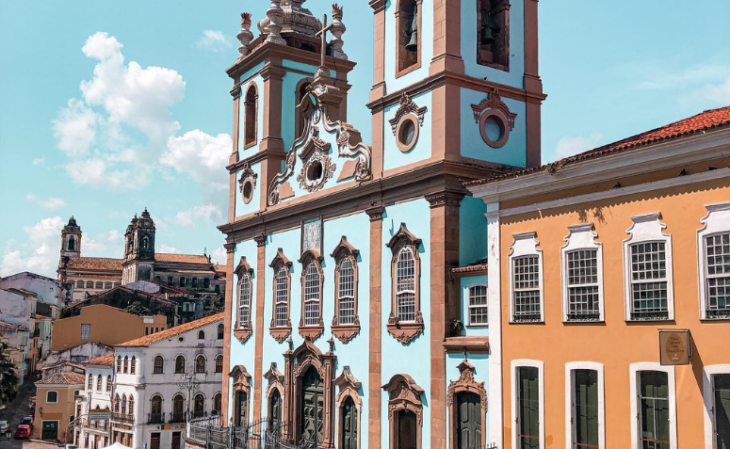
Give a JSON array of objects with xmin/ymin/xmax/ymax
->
[
  {"xmin": 147, "ymin": 412, "xmax": 165, "ymax": 424},
  {"xmin": 187, "ymin": 416, "xmax": 305, "ymax": 449},
  {"xmin": 169, "ymin": 412, "xmax": 187, "ymax": 423},
  {"xmin": 111, "ymin": 412, "xmax": 134, "ymax": 424}
]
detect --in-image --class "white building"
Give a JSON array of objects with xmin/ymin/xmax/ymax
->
[
  {"xmin": 0, "ymin": 271, "xmax": 71, "ymax": 310},
  {"xmin": 111, "ymin": 313, "xmax": 224, "ymax": 449},
  {"xmin": 78, "ymin": 353, "xmax": 115, "ymax": 449}
]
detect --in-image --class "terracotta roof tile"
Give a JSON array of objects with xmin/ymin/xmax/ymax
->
[
  {"xmin": 116, "ymin": 312, "xmax": 224, "ymax": 347},
  {"xmin": 214, "ymin": 265, "xmax": 226, "ymax": 273},
  {"xmin": 36, "ymin": 372, "xmax": 86, "ymax": 385},
  {"xmin": 155, "ymin": 253, "xmax": 210, "ymax": 264},
  {"xmin": 451, "ymin": 259, "xmax": 489, "ymax": 274},
  {"xmin": 84, "ymin": 353, "xmax": 115, "ymax": 366},
  {"xmin": 42, "ymin": 361, "xmax": 86, "ymax": 371},
  {"xmin": 66, "ymin": 257, "xmax": 123, "ymax": 271},
  {"xmin": 467, "ymin": 105, "xmax": 730, "ymax": 186}
]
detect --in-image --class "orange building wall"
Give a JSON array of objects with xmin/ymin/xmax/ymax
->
[
  {"xmin": 500, "ymin": 177, "xmax": 730, "ymax": 448},
  {"xmin": 52, "ymin": 305, "xmax": 164, "ymax": 350},
  {"xmin": 33, "ymin": 385, "xmax": 81, "ymax": 440}
]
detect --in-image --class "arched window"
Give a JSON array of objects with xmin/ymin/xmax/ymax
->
[
  {"xmin": 106, "ymin": 375, "xmax": 112, "ymax": 392},
  {"xmin": 172, "ymin": 395, "xmax": 185, "ymax": 422},
  {"xmin": 76, "ymin": 280, "xmax": 84, "ymax": 288},
  {"xmin": 175, "ymin": 356, "xmax": 186, "ymax": 374},
  {"xmin": 195, "ymin": 355, "xmax": 206, "ymax": 374},
  {"xmin": 114, "ymin": 394, "xmax": 121, "ymax": 413},
  {"xmin": 150, "ymin": 395, "xmax": 163, "ymax": 423},
  {"xmin": 243, "ymin": 85, "xmax": 258, "ymax": 148},
  {"xmin": 116, "ymin": 356, "xmax": 122, "ymax": 373},
  {"xmin": 270, "ymin": 251, "xmax": 292, "ymax": 341},
  {"xmin": 130, "ymin": 356, "xmax": 136, "ymax": 374},
  {"xmin": 142, "ymin": 236, "xmax": 149, "ymax": 249},
  {"xmin": 239, "ymin": 272, "xmax": 252, "ymax": 328},
  {"xmin": 121, "ymin": 394, "xmax": 127, "ymax": 415},
  {"xmin": 337, "ymin": 258, "xmax": 356, "ymax": 324},
  {"xmin": 213, "ymin": 393, "xmax": 222, "ymax": 415},
  {"xmin": 88, "ymin": 374, "xmax": 94, "ymax": 390},
  {"xmin": 128, "ymin": 395, "xmax": 134, "ymax": 417},
  {"xmin": 387, "ymin": 224, "xmax": 423, "ymax": 343},
  {"xmin": 301, "ymin": 260, "xmax": 323, "ymax": 333},
  {"xmin": 396, "ymin": 0, "xmax": 421, "ymax": 76},
  {"xmin": 269, "ymin": 389, "xmax": 282, "ymax": 431},
  {"xmin": 194, "ymin": 394, "xmax": 205, "ymax": 418},
  {"xmin": 340, "ymin": 396, "xmax": 358, "ymax": 449},
  {"xmin": 215, "ymin": 355, "xmax": 223, "ymax": 374},
  {"xmin": 123, "ymin": 356, "xmax": 129, "ymax": 374},
  {"xmin": 68, "ymin": 237, "xmax": 76, "ymax": 251},
  {"xmin": 217, "ymin": 324, "xmax": 224, "ymax": 340},
  {"xmin": 153, "ymin": 356, "xmax": 164, "ymax": 374},
  {"xmin": 332, "ymin": 235, "xmax": 361, "ymax": 342},
  {"xmin": 275, "ymin": 267, "xmax": 289, "ymax": 328},
  {"xmin": 95, "ymin": 281, "xmax": 103, "ymax": 289},
  {"xmin": 96, "ymin": 375, "xmax": 102, "ymax": 392},
  {"xmin": 198, "ymin": 330, "xmax": 205, "ymax": 340},
  {"xmin": 384, "ymin": 374, "xmax": 424, "ymax": 449},
  {"xmin": 86, "ymin": 281, "xmax": 94, "ymax": 289},
  {"xmin": 396, "ymin": 248, "xmax": 417, "ymax": 322}
]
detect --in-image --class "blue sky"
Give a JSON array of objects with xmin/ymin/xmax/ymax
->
[{"xmin": 1, "ymin": 0, "xmax": 729, "ymax": 278}]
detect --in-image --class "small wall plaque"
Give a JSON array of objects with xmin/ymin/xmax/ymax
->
[{"xmin": 659, "ymin": 329, "xmax": 691, "ymax": 365}]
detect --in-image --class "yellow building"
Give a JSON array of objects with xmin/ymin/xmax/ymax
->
[
  {"xmin": 34, "ymin": 371, "xmax": 85, "ymax": 441},
  {"xmin": 53, "ymin": 304, "xmax": 167, "ymax": 351},
  {"xmin": 468, "ymin": 106, "xmax": 730, "ymax": 448}
]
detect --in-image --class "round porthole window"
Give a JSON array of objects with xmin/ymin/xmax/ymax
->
[
  {"xmin": 307, "ymin": 160, "xmax": 324, "ymax": 182},
  {"xmin": 479, "ymin": 110, "xmax": 510, "ymax": 148},
  {"xmin": 242, "ymin": 178, "xmax": 254, "ymax": 204},
  {"xmin": 395, "ymin": 115, "xmax": 419, "ymax": 152}
]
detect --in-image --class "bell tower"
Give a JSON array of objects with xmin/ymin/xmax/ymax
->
[
  {"xmin": 59, "ymin": 216, "xmax": 82, "ymax": 264},
  {"xmin": 122, "ymin": 208, "xmax": 156, "ymax": 284},
  {"xmin": 226, "ymin": 0, "xmax": 357, "ymax": 220},
  {"xmin": 368, "ymin": 0, "xmax": 545, "ymax": 175}
]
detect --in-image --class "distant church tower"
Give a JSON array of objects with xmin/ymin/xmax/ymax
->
[
  {"xmin": 58, "ymin": 216, "xmax": 82, "ymax": 269},
  {"xmin": 121, "ymin": 208, "xmax": 156, "ymax": 284}
]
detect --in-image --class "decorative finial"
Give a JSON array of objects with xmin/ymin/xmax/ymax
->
[
  {"xmin": 287, "ymin": 336, "xmax": 293, "ymax": 351},
  {"xmin": 237, "ymin": 13, "xmax": 254, "ymax": 60},
  {"xmin": 330, "ymin": 4, "xmax": 347, "ymax": 60},
  {"xmin": 265, "ymin": 0, "xmax": 287, "ymax": 45},
  {"xmin": 327, "ymin": 337, "xmax": 335, "ymax": 352}
]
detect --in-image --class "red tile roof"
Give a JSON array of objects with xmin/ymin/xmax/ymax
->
[
  {"xmin": 42, "ymin": 361, "xmax": 86, "ymax": 371},
  {"xmin": 451, "ymin": 260, "xmax": 488, "ymax": 274},
  {"xmin": 155, "ymin": 253, "xmax": 210, "ymax": 264},
  {"xmin": 36, "ymin": 372, "xmax": 86, "ymax": 385},
  {"xmin": 467, "ymin": 105, "xmax": 730, "ymax": 186},
  {"xmin": 84, "ymin": 353, "xmax": 115, "ymax": 366},
  {"xmin": 214, "ymin": 265, "xmax": 227, "ymax": 273},
  {"xmin": 66, "ymin": 257, "xmax": 123, "ymax": 271},
  {"xmin": 116, "ymin": 312, "xmax": 224, "ymax": 347}
]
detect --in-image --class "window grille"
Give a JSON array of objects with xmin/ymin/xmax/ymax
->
[
  {"xmin": 706, "ymin": 233, "xmax": 730, "ymax": 318},
  {"xmin": 338, "ymin": 258, "xmax": 356, "ymax": 325},
  {"xmin": 567, "ymin": 249, "xmax": 600, "ymax": 321},
  {"xmin": 395, "ymin": 248, "xmax": 416, "ymax": 322},
  {"xmin": 239, "ymin": 273, "xmax": 251, "ymax": 327},
  {"xmin": 303, "ymin": 263, "xmax": 321, "ymax": 326},
  {"xmin": 513, "ymin": 256, "xmax": 541, "ymax": 322},
  {"xmin": 275, "ymin": 267, "xmax": 289, "ymax": 327},
  {"xmin": 81, "ymin": 324, "xmax": 91, "ymax": 340},
  {"xmin": 630, "ymin": 242, "xmax": 668, "ymax": 320},
  {"xmin": 468, "ymin": 285, "xmax": 488, "ymax": 325}
]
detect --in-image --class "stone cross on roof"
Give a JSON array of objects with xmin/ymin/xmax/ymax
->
[{"xmin": 315, "ymin": 13, "xmax": 334, "ymax": 73}]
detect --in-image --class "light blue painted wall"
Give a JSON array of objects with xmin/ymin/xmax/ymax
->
[
  {"xmin": 445, "ymin": 352, "xmax": 490, "ymax": 444},
  {"xmin": 234, "ymin": 161, "xmax": 262, "ymax": 218},
  {"xmin": 459, "ymin": 275, "xmax": 489, "ymax": 337},
  {"xmin": 227, "ymin": 238, "xmax": 259, "ymax": 420},
  {"xmin": 383, "ymin": 0, "xmax": 434, "ymax": 92},
  {"xmin": 281, "ymin": 71, "xmax": 312, "ymax": 155},
  {"xmin": 382, "ymin": 91, "xmax": 432, "ymax": 172},
  {"xmin": 459, "ymin": 87, "xmax": 527, "ymax": 167},
  {"xmin": 380, "ymin": 199, "xmax": 433, "ymax": 447},
  {"xmin": 460, "ymin": 0, "xmax": 525, "ymax": 89},
  {"xmin": 238, "ymin": 63, "xmax": 265, "ymax": 155},
  {"xmin": 459, "ymin": 196, "xmax": 487, "ymax": 266}
]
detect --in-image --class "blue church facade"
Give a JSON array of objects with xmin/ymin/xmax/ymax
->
[{"xmin": 219, "ymin": 1, "xmax": 544, "ymax": 448}]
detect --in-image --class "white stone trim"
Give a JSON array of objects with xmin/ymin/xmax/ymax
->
[
  {"xmin": 697, "ymin": 202, "xmax": 730, "ymax": 320},
  {"xmin": 485, "ymin": 203, "xmax": 503, "ymax": 448},
  {"xmin": 564, "ymin": 362, "xmax": 605, "ymax": 449},
  {"xmin": 622, "ymin": 213, "xmax": 674, "ymax": 321},
  {"xmin": 511, "ymin": 359, "xmax": 545, "ymax": 449},
  {"xmin": 703, "ymin": 364, "xmax": 730, "ymax": 449},
  {"xmin": 628, "ymin": 362, "xmax": 677, "ymax": 449},
  {"xmin": 508, "ymin": 232, "xmax": 544, "ymax": 323},
  {"xmin": 465, "ymin": 282, "xmax": 489, "ymax": 327},
  {"xmin": 561, "ymin": 224, "xmax": 604, "ymax": 322}
]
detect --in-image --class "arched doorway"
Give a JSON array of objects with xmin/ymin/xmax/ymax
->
[
  {"xmin": 269, "ymin": 389, "xmax": 282, "ymax": 431},
  {"xmin": 299, "ymin": 366, "xmax": 323, "ymax": 447},
  {"xmin": 236, "ymin": 390, "xmax": 248, "ymax": 427}
]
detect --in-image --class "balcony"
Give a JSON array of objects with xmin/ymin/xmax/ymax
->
[
  {"xmin": 81, "ymin": 419, "xmax": 109, "ymax": 431},
  {"xmin": 111, "ymin": 412, "xmax": 134, "ymax": 424},
  {"xmin": 169, "ymin": 412, "xmax": 187, "ymax": 423},
  {"xmin": 147, "ymin": 413, "xmax": 165, "ymax": 424}
]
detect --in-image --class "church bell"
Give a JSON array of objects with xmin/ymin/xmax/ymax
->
[
  {"xmin": 481, "ymin": 10, "xmax": 499, "ymax": 46},
  {"xmin": 405, "ymin": 13, "xmax": 418, "ymax": 53}
]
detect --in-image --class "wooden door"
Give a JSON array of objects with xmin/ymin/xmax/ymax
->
[
  {"xmin": 341, "ymin": 397, "xmax": 358, "ymax": 449},
  {"xmin": 300, "ymin": 367, "xmax": 323, "ymax": 448},
  {"xmin": 172, "ymin": 432, "xmax": 181, "ymax": 449},
  {"xmin": 150, "ymin": 433, "xmax": 161, "ymax": 449},
  {"xmin": 41, "ymin": 421, "xmax": 58, "ymax": 440},
  {"xmin": 456, "ymin": 392, "xmax": 481, "ymax": 449}
]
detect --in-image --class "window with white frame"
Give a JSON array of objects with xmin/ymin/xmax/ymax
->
[
  {"xmin": 702, "ymin": 365, "xmax": 730, "ymax": 449},
  {"xmin": 337, "ymin": 257, "xmax": 356, "ymax": 325},
  {"xmin": 562, "ymin": 224, "xmax": 604, "ymax": 322},
  {"xmin": 81, "ymin": 323, "xmax": 91, "ymax": 340},
  {"xmin": 275, "ymin": 267, "xmax": 289, "ymax": 328},
  {"xmin": 629, "ymin": 363, "xmax": 676, "ymax": 449},
  {"xmin": 396, "ymin": 247, "xmax": 417, "ymax": 322},
  {"xmin": 468, "ymin": 285, "xmax": 488, "ymax": 326},
  {"xmin": 303, "ymin": 263, "xmax": 321, "ymax": 326},
  {"xmin": 698, "ymin": 203, "xmax": 730, "ymax": 320},
  {"xmin": 509, "ymin": 232, "xmax": 543, "ymax": 323},
  {"xmin": 623, "ymin": 213, "xmax": 673, "ymax": 321},
  {"xmin": 511, "ymin": 360, "xmax": 544, "ymax": 449},
  {"xmin": 566, "ymin": 362, "xmax": 605, "ymax": 449},
  {"xmin": 239, "ymin": 272, "xmax": 252, "ymax": 328}
]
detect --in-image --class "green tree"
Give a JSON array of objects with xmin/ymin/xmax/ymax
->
[
  {"xmin": 125, "ymin": 301, "xmax": 151, "ymax": 316},
  {"xmin": 0, "ymin": 343, "xmax": 19, "ymax": 406}
]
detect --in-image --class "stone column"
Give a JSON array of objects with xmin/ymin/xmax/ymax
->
[
  {"xmin": 221, "ymin": 241, "xmax": 237, "ymax": 424},
  {"xmin": 426, "ymin": 192, "xmax": 463, "ymax": 449},
  {"xmin": 430, "ymin": 0, "xmax": 464, "ymax": 74},
  {"xmin": 282, "ymin": 339, "xmax": 294, "ymax": 441},
  {"xmin": 322, "ymin": 339, "xmax": 337, "ymax": 448},
  {"xmin": 366, "ymin": 206, "xmax": 384, "ymax": 449},
  {"xmin": 252, "ymin": 234, "xmax": 267, "ymax": 423}
]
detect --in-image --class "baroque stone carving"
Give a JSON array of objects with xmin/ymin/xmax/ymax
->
[
  {"xmin": 383, "ymin": 374, "xmax": 424, "ymax": 449},
  {"xmin": 446, "ymin": 359, "xmax": 488, "ymax": 449},
  {"xmin": 471, "ymin": 88, "xmax": 517, "ymax": 149},
  {"xmin": 386, "ymin": 223, "xmax": 424, "ymax": 344},
  {"xmin": 388, "ymin": 92, "xmax": 427, "ymax": 135}
]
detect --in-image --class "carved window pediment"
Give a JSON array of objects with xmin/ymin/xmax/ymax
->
[
  {"xmin": 235, "ymin": 256, "xmax": 254, "ymax": 278},
  {"xmin": 386, "ymin": 223, "xmax": 423, "ymax": 250},
  {"xmin": 230, "ymin": 365, "xmax": 252, "ymax": 389},
  {"xmin": 471, "ymin": 88, "xmax": 517, "ymax": 149},
  {"xmin": 383, "ymin": 373, "xmax": 424, "ymax": 449},
  {"xmin": 264, "ymin": 362, "xmax": 285, "ymax": 395},
  {"xmin": 334, "ymin": 366, "xmax": 362, "ymax": 399},
  {"xmin": 331, "ymin": 237, "xmax": 361, "ymax": 343},
  {"xmin": 269, "ymin": 249, "xmax": 293, "ymax": 270},
  {"xmin": 330, "ymin": 236, "xmax": 360, "ymax": 260}
]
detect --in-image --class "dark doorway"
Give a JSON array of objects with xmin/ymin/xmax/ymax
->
[
  {"xmin": 150, "ymin": 433, "xmax": 161, "ymax": 449},
  {"xmin": 396, "ymin": 410, "xmax": 417, "ymax": 449},
  {"xmin": 41, "ymin": 421, "xmax": 58, "ymax": 440},
  {"xmin": 236, "ymin": 391, "xmax": 248, "ymax": 427},
  {"xmin": 299, "ymin": 366, "xmax": 323, "ymax": 448},
  {"xmin": 172, "ymin": 432, "xmax": 181, "ymax": 449},
  {"xmin": 456, "ymin": 392, "xmax": 481, "ymax": 449}
]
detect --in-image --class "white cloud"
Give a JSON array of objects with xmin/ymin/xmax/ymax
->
[
  {"xmin": 195, "ymin": 30, "xmax": 233, "ymax": 52},
  {"xmin": 82, "ymin": 229, "xmax": 124, "ymax": 258},
  {"xmin": 32, "ymin": 158, "xmax": 45, "ymax": 166},
  {"xmin": 0, "ymin": 216, "xmax": 65, "ymax": 278},
  {"xmin": 210, "ymin": 247, "xmax": 226, "ymax": 265},
  {"xmin": 705, "ymin": 77, "xmax": 730, "ymax": 104},
  {"xmin": 52, "ymin": 98, "xmax": 97, "ymax": 158},
  {"xmin": 632, "ymin": 57, "xmax": 730, "ymax": 107},
  {"xmin": 175, "ymin": 205, "xmax": 223, "ymax": 229},
  {"xmin": 159, "ymin": 244, "xmax": 178, "ymax": 254},
  {"xmin": 26, "ymin": 194, "xmax": 67, "ymax": 210},
  {"xmin": 553, "ymin": 133, "xmax": 604, "ymax": 159}
]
